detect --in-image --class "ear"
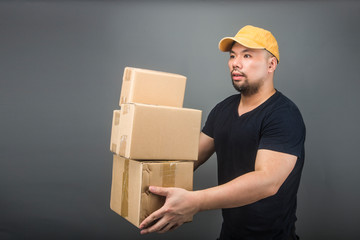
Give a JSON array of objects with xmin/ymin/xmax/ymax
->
[{"xmin": 268, "ymin": 57, "xmax": 278, "ymax": 73}]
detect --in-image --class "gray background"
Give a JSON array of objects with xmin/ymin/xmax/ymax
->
[{"xmin": 1, "ymin": 0, "xmax": 360, "ymax": 239}]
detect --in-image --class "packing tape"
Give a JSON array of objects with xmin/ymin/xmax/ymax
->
[
  {"xmin": 120, "ymin": 96, "xmax": 126, "ymax": 105},
  {"xmin": 120, "ymin": 135, "xmax": 127, "ymax": 157},
  {"xmin": 124, "ymin": 68, "xmax": 131, "ymax": 81},
  {"xmin": 122, "ymin": 104, "xmax": 129, "ymax": 115},
  {"xmin": 111, "ymin": 143, "xmax": 117, "ymax": 153},
  {"xmin": 114, "ymin": 111, "xmax": 120, "ymax": 125},
  {"xmin": 161, "ymin": 162, "xmax": 176, "ymax": 187},
  {"xmin": 121, "ymin": 158, "xmax": 129, "ymax": 217}
]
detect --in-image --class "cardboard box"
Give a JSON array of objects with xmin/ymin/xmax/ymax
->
[
  {"xmin": 119, "ymin": 67, "xmax": 186, "ymax": 108},
  {"xmin": 110, "ymin": 103, "xmax": 201, "ymax": 160},
  {"xmin": 110, "ymin": 155, "xmax": 194, "ymax": 228}
]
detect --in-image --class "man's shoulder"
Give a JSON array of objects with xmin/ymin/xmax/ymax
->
[
  {"xmin": 267, "ymin": 91, "xmax": 302, "ymax": 113},
  {"xmin": 265, "ymin": 91, "xmax": 305, "ymax": 128},
  {"xmin": 216, "ymin": 93, "xmax": 240, "ymax": 108},
  {"xmin": 206, "ymin": 94, "xmax": 240, "ymax": 120}
]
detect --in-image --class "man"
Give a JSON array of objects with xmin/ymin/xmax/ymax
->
[{"xmin": 140, "ymin": 25, "xmax": 305, "ymax": 240}]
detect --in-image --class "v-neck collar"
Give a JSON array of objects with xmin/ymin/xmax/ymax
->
[{"xmin": 235, "ymin": 90, "xmax": 279, "ymax": 118}]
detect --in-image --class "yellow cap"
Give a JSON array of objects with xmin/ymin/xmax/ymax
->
[{"xmin": 218, "ymin": 25, "xmax": 280, "ymax": 63}]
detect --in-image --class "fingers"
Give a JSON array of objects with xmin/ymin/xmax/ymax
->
[
  {"xmin": 142, "ymin": 220, "xmax": 163, "ymax": 234},
  {"xmin": 148, "ymin": 186, "xmax": 170, "ymax": 197},
  {"xmin": 139, "ymin": 203, "xmax": 182, "ymax": 234},
  {"xmin": 139, "ymin": 186, "xmax": 173, "ymax": 233},
  {"xmin": 139, "ymin": 186, "xmax": 187, "ymax": 234},
  {"xmin": 158, "ymin": 223, "xmax": 180, "ymax": 233},
  {"xmin": 139, "ymin": 208, "xmax": 163, "ymax": 231},
  {"xmin": 140, "ymin": 215, "xmax": 167, "ymax": 234},
  {"xmin": 141, "ymin": 215, "xmax": 182, "ymax": 234}
]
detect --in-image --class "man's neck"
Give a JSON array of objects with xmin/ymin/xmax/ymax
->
[{"xmin": 238, "ymin": 87, "xmax": 276, "ymax": 116}]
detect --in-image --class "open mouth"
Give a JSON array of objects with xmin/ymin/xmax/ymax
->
[
  {"xmin": 232, "ymin": 71, "xmax": 245, "ymax": 80},
  {"xmin": 233, "ymin": 73, "xmax": 243, "ymax": 77}
]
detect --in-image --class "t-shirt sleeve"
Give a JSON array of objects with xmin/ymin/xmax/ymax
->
[
  {"xmin": 202, "ymin": 105, "xmax": 218, "ymax": 138},
  {"xmin": 259, "ymin": 105, "xmax": 306, "ymax": 158}
]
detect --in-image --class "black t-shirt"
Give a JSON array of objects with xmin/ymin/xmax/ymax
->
[{"xmin": 202, "ymin": 90, "xmax": 305, "ymax": 240}]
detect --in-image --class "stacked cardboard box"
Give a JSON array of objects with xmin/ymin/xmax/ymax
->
[{"xmin": 109, "ymin": 67, "xmax": 201, "ymax": 228}]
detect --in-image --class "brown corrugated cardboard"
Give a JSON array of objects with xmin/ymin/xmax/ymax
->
[
  {"xmin": 110, "ymin": 155, "xmax": 194, "ymax": 228},
  {"xmin": 119, "ymin": 67, "xmax": 186, "ymax": 108},
  {"xmin": 110, "ymin": 109, "xmax": 121, "ymax": 154},
  {"xmin": 110, "ymin": 103, "xmax": 201, "ymax": 161}
]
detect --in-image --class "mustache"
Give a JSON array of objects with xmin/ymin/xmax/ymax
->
[{"xmin": 231, "ymin": 69, "xmax": 246, "ymax": 76}]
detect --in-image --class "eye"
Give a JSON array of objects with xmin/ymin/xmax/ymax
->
[
  {"xmin": 229, "ymin": 54, "xmax": 235, "ymax": 59},
  {"xmin": 244, "ymin": 54, "xmax": 251, "ymax": 58}
]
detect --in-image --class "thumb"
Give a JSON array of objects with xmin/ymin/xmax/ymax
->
[{"xmin": 148, "ymin": 186, "xmax": 169, "ymax": 197}]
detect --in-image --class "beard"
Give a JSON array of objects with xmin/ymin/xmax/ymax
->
[{"xmin": 231, "ymin": 73, "xmax": 262, "ymax": 96}]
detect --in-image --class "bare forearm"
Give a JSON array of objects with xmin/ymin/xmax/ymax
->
[
  {"xmin": 195, "ymin": 150, "xmax": 296, "ymax": 211},
  {"xmin": 140, "ymin": 150, "xmax": 296, "ymax": 234},
  {"xmin": 194, "ymin": 157, "xmax": 207, "ymax": 171},
  {"xmin": 195, "ymin": 171, "xmax": 277, "ymax": 211},
  {"xmin": 194, "ymin": 132, "xmax": 215, "ymax": 171}
]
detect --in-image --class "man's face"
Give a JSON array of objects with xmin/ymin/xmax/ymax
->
[{"xmin": 228, "ymin": 42, "xmax": 270, "ymax": 96}]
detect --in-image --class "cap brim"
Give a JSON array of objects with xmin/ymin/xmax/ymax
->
[{"xmin": 218, "ymin": 37, "xmax": 265, "ymax": 52}]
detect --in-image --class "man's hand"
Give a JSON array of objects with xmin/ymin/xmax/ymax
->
[{"xmin": 139, "ymin": 186, "xmax": 201, "ymax": 234}]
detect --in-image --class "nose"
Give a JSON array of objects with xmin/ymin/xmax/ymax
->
[{"xmin": 232, "ymin": 56, "xmax": 242, "ymax": 70}]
